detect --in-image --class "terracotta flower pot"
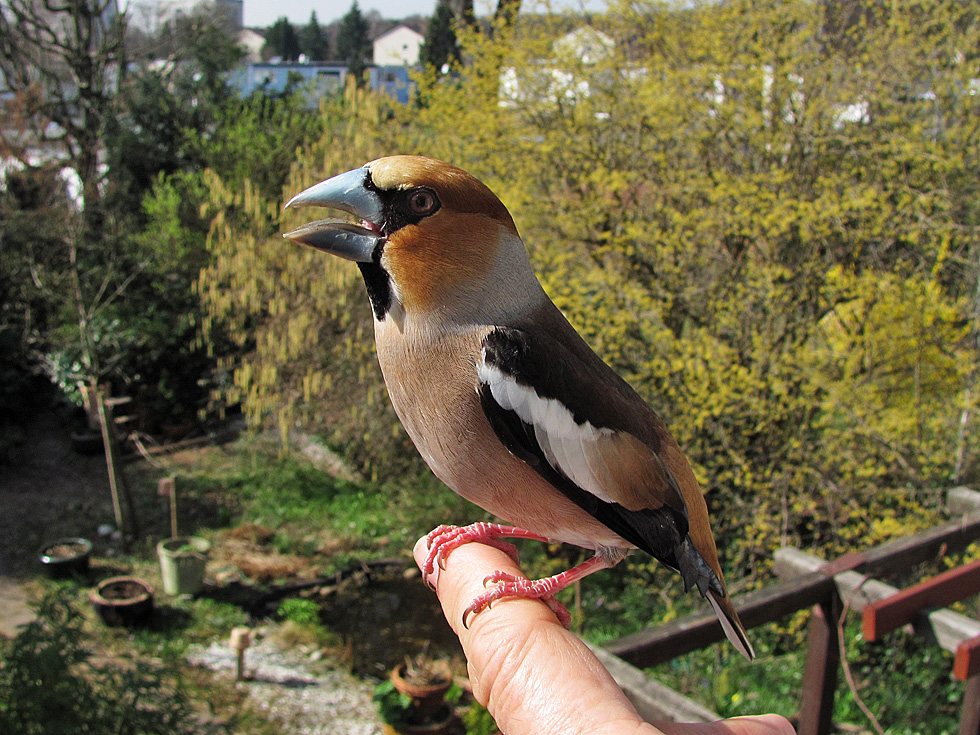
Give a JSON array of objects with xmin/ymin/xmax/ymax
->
[
  {"xmin": 39, "ymin": 537, "xmax": 92, "ymax": 578},
  {"xmin": 90, "ymin": 576, "xmax": 153, "ymax": 627},
  {"xmin": 391, "ymin": 660, "xmax": 454, "ymax": 722}
]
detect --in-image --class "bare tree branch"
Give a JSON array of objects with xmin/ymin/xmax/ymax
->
[{"xmin": 0, "ymin": 0, "xmax": 126, "ymax": 241}]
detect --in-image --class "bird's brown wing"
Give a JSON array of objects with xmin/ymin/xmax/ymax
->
[{"xmin": 477, "ymin": 326, "xmax": 723, "ymax": 597}]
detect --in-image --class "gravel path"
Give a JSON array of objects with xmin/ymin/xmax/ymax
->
[{"xmin": 188, "ymin": 633, "xmax": 384, "ymax": 735}]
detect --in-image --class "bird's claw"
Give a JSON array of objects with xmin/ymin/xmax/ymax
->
[
  {"xmin": 421, "ymin": 524, "xmax": 459, "ymax": 586},
  {"xmin": 461, "ymin": 576, "xmax": 573, "ymax": 629},
  {"xmin": 462, "ymin": 591, "xmax": 498, "ymax": 629},
  {"xmin": 421, "ymin": 523, "xmax": 569, "ymax": 627},
  {"xmin": 421, "ymin": 522, "xmax": 546, "ymax": 589},
  {"xmin": 482, "ymin": 570, "xmax": 517, "ymax": 588}
]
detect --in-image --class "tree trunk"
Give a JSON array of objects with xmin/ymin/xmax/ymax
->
[{"xmin": 493, "ymin": 0, "xmax": 521, "ymax": 31}]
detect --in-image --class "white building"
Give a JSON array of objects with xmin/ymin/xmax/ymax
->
[
  {"xmin": 373, "ymin": 25, "xmax": 424, "ymax": 66},
  {"xmin": 499, "ymin": 28, "xmax": 615, "ymax": 109},
  {"xmin": 237, "ymin": 28, "xmax": 264, "ymax": 62}
]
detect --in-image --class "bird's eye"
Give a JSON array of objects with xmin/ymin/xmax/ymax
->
[{"xmin": 407, "ymin": 188, "xmax": 438, "ymax": 215}]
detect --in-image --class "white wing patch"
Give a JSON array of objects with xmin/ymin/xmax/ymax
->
[{"xmin": 477, "ymin": 359, "xmax": 618, "ymax": 504}]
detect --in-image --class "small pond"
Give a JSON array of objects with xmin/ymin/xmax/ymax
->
[{"xmin": 317, "ymin": 571, "xmax": 464, "ymax": 678}]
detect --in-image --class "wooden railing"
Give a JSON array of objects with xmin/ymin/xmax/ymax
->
[{"xmin": 597, "ymin": 488, "xmax": 980, "ymax": 735}]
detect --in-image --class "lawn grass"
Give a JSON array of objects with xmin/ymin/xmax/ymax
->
[{"xmin": 164, "ymin": 444, "xmax": 478, "ymax": 567}]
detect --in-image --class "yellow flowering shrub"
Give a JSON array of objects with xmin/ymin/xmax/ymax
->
[{"xmin": 199, "ymin": 0, "xmax": 980, "ymax": 571}]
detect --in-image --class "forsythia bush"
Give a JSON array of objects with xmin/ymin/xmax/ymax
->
[{"xmin": 200, "ymin": 0, "xmax": 980, "ymax": 577}]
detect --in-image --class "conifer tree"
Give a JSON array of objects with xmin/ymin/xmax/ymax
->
[
  {"xmin": 420, "ymin": 0, "xmax": 460, "ymax": 72},
  {"xmin": 337, "ymin": 1, "xmax": 371, "ymax": 84},
  {"xmin": 265, "ymin": 16, "xmax": 301, "ymax": 61},
  {"xmin": 301, "ymin": 11, "xmax": 328, "ymax": 61}
]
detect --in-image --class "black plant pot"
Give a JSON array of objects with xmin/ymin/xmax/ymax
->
[
  {"xmin": 70, "ymin": 430, "xmax": 103, "ymax": 454},
  {"xmin": 39, "ymin": 537, "xmax": 92, "ymax": 578},
  {"xmin": 90, "ymin": 576, "xmax": 154, "ymax": 627},
  {"xmin": 381, "ymin": 703, "xmax": 456, "ymax": 735}
]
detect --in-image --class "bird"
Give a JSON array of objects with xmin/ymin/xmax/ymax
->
[{"xmin": 283, "ymin": 155, "xmax": 754, "ymax": 659}]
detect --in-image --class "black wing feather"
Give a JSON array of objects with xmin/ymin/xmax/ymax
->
[{"xmin": 479, "ymin": 328, "xmax": 691, "ymax": 574}]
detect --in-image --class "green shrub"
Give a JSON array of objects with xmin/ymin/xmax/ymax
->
[
  {"xmin": 462, "ymin": 701, "xmax": 500, "ymax": 735},
  {"xmin": 372, "ymin": 679, "xmax": 414, "ymax": 728},
  {"xmin": 0, "ymin": 588, "xmax": 208, "ymax": 735},
  {"xmin": 202, "ymin": 0, "xmax": 980, "ymax": 573},
  {"xmin": 277, "ymin": 597, "xmax": 321, "ymax": 626}
]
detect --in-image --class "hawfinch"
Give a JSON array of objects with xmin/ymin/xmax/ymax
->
[{"xmin": 284, "ymin": 155, "xmax": 753, "ymax": 659}]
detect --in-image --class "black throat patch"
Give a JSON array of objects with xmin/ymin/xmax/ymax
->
[{"xmin": 357, "ymin": 262, "xmax": 392, "ymax": 321}]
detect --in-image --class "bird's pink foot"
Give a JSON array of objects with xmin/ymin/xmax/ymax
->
[
  {"xmin": 421, "ymin": 522, "xmax": 549, "ymax": 589},
  {"xmin": 423, "ymin": 525, "xmax": 611, "ymax": 630},
  {"xmin": 464, "ymin": 571, "xmax": 573, "ymax": 628},
  {"xmin": 464, "ymin": 555, "xmax": 612, "ymax": 629}
]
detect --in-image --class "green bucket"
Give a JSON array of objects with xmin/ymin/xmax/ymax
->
[{"xmin": 157, "ymin": 536, "xmax": 210, "ymax": 596}]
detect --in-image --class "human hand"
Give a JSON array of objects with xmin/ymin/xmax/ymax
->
[{"xmin": 414, "ymin": 537, "xmax": 796, "ymax": 735}]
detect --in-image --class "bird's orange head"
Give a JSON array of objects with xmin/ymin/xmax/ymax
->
[{"xmin": 284, "ymin": 155, "xmax": 540, "ymax": 323}]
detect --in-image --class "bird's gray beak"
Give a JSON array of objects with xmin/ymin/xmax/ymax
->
[{"xmin": 282, "ymin": 166, "xmax": 383, "ymax": 263}]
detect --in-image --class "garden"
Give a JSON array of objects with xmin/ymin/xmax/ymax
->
[{"xmin": 2, "ymin": 0, "xmax": 980, "ymax": 733}]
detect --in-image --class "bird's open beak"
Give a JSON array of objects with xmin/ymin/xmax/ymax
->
[{"xmin": 282, "ymin": 166, "xmax": 383, "ymax": 263}]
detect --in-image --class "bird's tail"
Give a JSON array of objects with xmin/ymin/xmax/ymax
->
[
  {"xmin": 675, "ymin": 537, "xmax": 754, "ymax": 660},
  {"xmin": 706, "ymin": 588, "xmax": 755, "ymax": 661}
]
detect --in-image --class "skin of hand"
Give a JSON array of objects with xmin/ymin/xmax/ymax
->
[{"xmin": 413, "ymin": 537, "xmax": 796, "ymax": 735}]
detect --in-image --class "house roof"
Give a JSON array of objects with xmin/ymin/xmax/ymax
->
[{"xmin": 373, "ymin": 24, "xmax": 424, "ymax": 44}]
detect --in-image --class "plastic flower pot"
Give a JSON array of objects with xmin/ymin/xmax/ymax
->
[
  {"xmin": 90, "ymin": 576, "xmax": 153, "ymax": 627},
  {"xmin": 156, "ymin": 536, "xmax": 210, "ymax": 596},
  {"xmin": 38, "ymin": 537, "xmax": 92, "ymax": 578}
]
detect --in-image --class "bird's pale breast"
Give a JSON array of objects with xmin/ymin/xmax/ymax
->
[{"xmin": 373, "ymin": 319, "xmax": 631, "ymax": 552}]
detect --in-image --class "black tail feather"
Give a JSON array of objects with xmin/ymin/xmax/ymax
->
[{"xmin": 675, "ymin": 536, "xmax": 724, "ymax": 598}]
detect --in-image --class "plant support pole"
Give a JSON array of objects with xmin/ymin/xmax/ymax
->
[
  {"xmin": 230, "ymin": 627, "xmax": 252, "ymax": 681},
  {"xmin": 159, "ymin": 477, "xmax": 178, "ymax": 538},
  {"xmin": 95, "ymin": 385, "xmax": 138, "ymax": 543}
]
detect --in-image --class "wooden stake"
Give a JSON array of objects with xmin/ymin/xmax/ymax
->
[
  {"xmin": 93, "ymin": 383, "xmax": 138, "ymax": 544},
  {"xmin": 158, "ymin": 476, "xmax": 178, "ymax": 538},
  {"xmin": 229, "ymin": 627, "xmax": 253, "ymax": 681}
]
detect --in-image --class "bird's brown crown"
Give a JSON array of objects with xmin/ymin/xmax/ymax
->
[{"xmin": 368, "ymin": 155, "xmax": 518, "ymax": 234}]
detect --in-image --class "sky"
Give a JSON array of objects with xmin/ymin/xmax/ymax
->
[
  {"xmin": 240, "ymin": 0, "xmax": 596, "ymax": 27},
  {"xmin": 242, "ymin": 0, "xmax": 439, "ymax": 27}
]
